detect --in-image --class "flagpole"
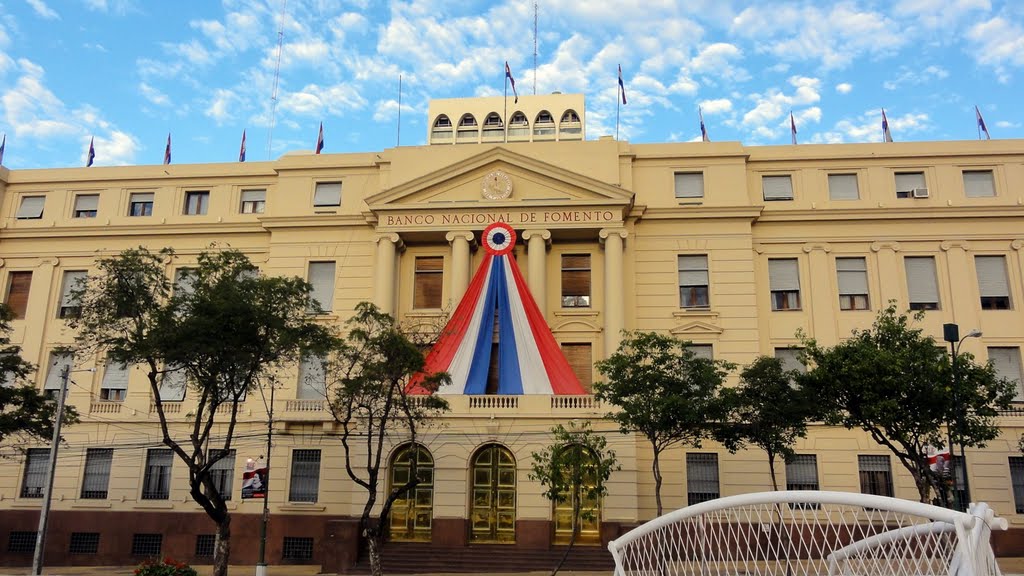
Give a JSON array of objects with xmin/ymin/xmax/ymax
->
[
  {"xmin": 977, "ymin": 111, "xmax": 982, "ymax": 141},
  {"xmin": 397, "ymin": 74, "xmax": 402, "ymax": 147},
  {"xmin": 504, "ymin": 72, "xmax": 508, "ymax": 144},
  {"xmin": 615, "ymin": 88, "xmax": 620, "ymax": 140}
]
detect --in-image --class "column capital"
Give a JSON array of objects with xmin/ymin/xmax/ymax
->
[
  {"xmin": 940, "ymin": 240, "xmax": 970, "ymax": 252},
  {"xmin": 870, "ymin": 241, "xmax": 902, "ymax": 253},
  {"xmin": 375, "ymin": 233, "xmax": 405, "ymax": 251},
  {"xmin": 802, "ymin": 242, "xmax": 831, "ymax": 254},
  {"xmin": 445, "ymin": 230, "xmax": 476, "ymax": 244},
  {"xmin": 521, "ymin": 229, "xmax": 551, "ymax": 244},
  {"xmin": 599, "ymin": 227, "xmax": 628, "ymax": 244}
]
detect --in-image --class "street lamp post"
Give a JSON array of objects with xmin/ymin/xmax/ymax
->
[
  {"xmin": 942, "ymin": 323, "xmax": 981, "ymax": 512},
  {"xmin": 31, "ymin": 364, "xmax": 71, "ymax": 575}
]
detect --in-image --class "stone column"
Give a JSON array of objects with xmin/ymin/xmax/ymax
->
[
  {"xmin": 521, "ymin": 229, "xmax": 551, "ymax": 314},
  {"xmin": 601, "ymin": 228, "xmax": 628, "ymax": 358},
  {"xmin": 803, "ymin": 242, "xmax": 837, "ymax": 344},
  {"xmin": 941, "ymin": 240, "xmax": 979, "ymax": 329},
  {"xmin": 374, "ymin": 233, "xmax": 403, "ymax": 316},
  {"xmin": 446, "ymin": 230, "xmax": 475, "ymax": 304},
  {"xmin": 870, "ymin": 241, "xmax": 902, "ymax": 307}
]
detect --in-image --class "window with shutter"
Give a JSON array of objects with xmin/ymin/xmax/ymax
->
[
  {"xmin": 858, "ymin": 455, "xmax": 893, "ymax": 497},
  {"xmin": 80, "ymin": 448, "xmax": 113, "ymax": 499},
  {"xmin": 989, "ymin": 347, "xmax": 1023, "ymax": 401},
  {"xmin": 674, "ymin": 172, "xmax": 704, "ymax": 200},
  {"xmin": 762, "ymin": 175, "xmax": 794, "ymax": 201},
  {"xmin": 827, "ymin": 174, "xmax": 859, "ymax": 200},
  {"xmin": 240, "ymin": 189, "xmax": 266, "ymax": 214},
  {"xmin": 786, "ymin": 454, "xmax": 819, "ymax": 491},
  {"xmin": 5, "ymin": 271, "xmax": 32, "ymax": 320},
  {"xmin": 100, "ymin": 361, "xmax": 129, "ymax": 402},
  {"xmin": 307, "ymin": 262, "xmax": 336, "ymax": 313},
  {"xmin": 142, "ymin": 449, "xmax": 173, "ymax": 500},
  {"xmin": 128, "ymin": 192, "xmax": 154, "ymax": 216},
  {"xmin": 73, "ymin": 194, "xmax": 99, "ymax": 218},
  {"xmin": 15, "ymin": 196, "xmax": 45, "ymax": 219},
  {"xmin": 58, "ymin": 270, "xmax": 87, "ymax": 318},
  {"xmin": 289, "ymin": 449, "xmax": 321, "ymax": 503},
  {"xmin": 206, "ymin": 449, "xmax": 235, "ymax": 501},
  {"xmin": 678, "ymin": 255, "xmax": 709, "ymax": 308},
  {"xmin": 904, "ymin": 257, "xmax": 940, "ymax": 310},
  {"xmin": 836, "ymin": 257, "xmax": 869, "ymax": 310},
  {"xmin": 158, "ymin": 365, "xmax": 187, "ymax": 402},
  {"xmin": 963, "ymin": 170, "xmax": 995, "ymax": 197},
  {"xmin": 173, "ymin": 268, "xmax": 197, "ymax": 298},
  {"xmin": 313, "ymin": 182, "xmax": 342, "ymax": 207},
  {"xmin": 686, "ymin": 344, "xmax": 713, "ymax": 360},
  {"xmin": 183, "ymin": 191, "xmax": 209, "ymax": 215},
  {"xmin": 561, "ymin": 254, "xmax": 591, "ymax": 308},
  {"xmin": 297, "ymin": 355, "xmax": 327, "ymax": 399},
  {"xmin": 894, "ymin": 172, "xmax": 926, "ymax": 198},
  {"xmin": 686, "ymin": 453, "xmax": 719, "ymax": 505},
  {"xmin": 414, "ymin": 257, "xmax": 443, "ymax": 309},
  {"xmin": 768, "ymin": 259, "xmax": 801, "ymax": 310},
  {"xmin": 561, "ymin": 343, "xmax": 592, "ymax": 391},
  {"xmin": 44, "ymin": 352, "xmax": 74, "ymax": 398},
  {"xmin": 20, "ymin": 448, "xmax": 50, "ymax": 498},
  {"xmin": 975, "ymin": 255, "xmax": 1011, "ymax": 310},
  {"xmin": 774, "ymin": 348, "xmax": 805, "ymax": 374}
]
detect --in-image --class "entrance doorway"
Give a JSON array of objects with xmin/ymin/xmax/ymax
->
[
  {"xmin": 388, "ymin": 444, "xmax": 434, "ymax": 541},
  {"xmin": 470, "ymin": 444, "xmax": 516, "ymax": 543}
]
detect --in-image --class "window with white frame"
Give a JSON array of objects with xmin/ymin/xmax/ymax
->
[
  {"xmin": 142, "ymin": 449, "xmax": 173, "ymax": 500},
  {"xmin": 313, "ymin": 182, "xmax": 342, "ymax": 207},
  {"xmin": 100, "ymin": 361, "xmax": 129, "ymax": 402},
  {"xmin": 15, "ymin": 196, "xmax": 45, "ymax": 220},
  {"xmin": 20, "ymin": 448, "xmax": 49, "ymax": 498},
  {"xmin": 289, "ymin": 449, "xmax": 321, "ymax": 503},
  {"xmin": 768, "ymin": 259, "xmax": 801, "ymax": 311},
  {"xmin": 905, "ymin": 256, "xmax": 940, "ymax": 310},
  {"xmin": 895, "ymin": 172, "xmax": 926, "ymax": 198},
  {"xmin": 762, "ymin": 175, "xmax": 794, "ymax": 201},
  {"xmin": 58, "ymin": 270, "xmax": 87, "ymax": 318},
  {"xmin": 674, "ymin": 172, "xmax": 704, "ymax": 201},
  {"xmin": 836, "ymin": 257, "xmax": 870, "ymax": 311},
  {"xmin": 240, "ymin": 189, "xmax": 266, "ymax": 214},
  {"xmin": 827, "ymin": 174, "xmax": 859, "ymax": 200},
  {"xmin": 988, "ymin": 347, "xmax": 1023, "ymax": 401},
  {"xmin": 80, "ymin": 448, "xmax": 113, "ymax": 499},
  {"xmin": 307, "ymin": 261, "xmax": 336, "ymax": 313},
  {"xmin": 297, "ymin": 355, "xmax": 327, "ymax": 400},
  {"xmin": 975, "ymin": 255, "xmax": 1012, "ymax": 310},
  {"xmin": 686, "ymin": 453, "xmax": 720, "ymax": 505},
  {"xmin": 678, "ymin": 255, "xmax": 709, "ymax": 308},
  {"xmin": 963, "ymin": 170, "xmax": 995, "ymax": 198}
]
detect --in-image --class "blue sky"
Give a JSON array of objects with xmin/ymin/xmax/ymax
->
[{"xmin": 1, "ymin": 0, "xmax": 1023, "ymax": 169}]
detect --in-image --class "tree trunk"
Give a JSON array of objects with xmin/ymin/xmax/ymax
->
[
  {"xmin": 652, "ymin": 450, "xmax": 664, "ymax": 517},
  {"xmin": 912, "ymin": 469, "xmax": 931, "ymax": 504},
  {"xmin": 768, "ymin": 453, "xmax": 779, "ymax": 492},
  {"xmin": 550, "ymin": 497, "xmax": 581, "ymax": 576},
  {"xmin": 213, "ymin": 515, "xmax": 231, "ymax": 576},
  {"xmin": 366, "ymin": 528, "xmax": 384, "ymax": 576}
]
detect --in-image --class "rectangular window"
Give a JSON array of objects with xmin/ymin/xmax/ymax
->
[
  {"xmin": 80, "ymin": 448, "xmax": 113, "ymax": 499},
  {"xmin": 5, "ymin": 271, "xmax": 32, "ymax": 320},
  {"xmin": 282, "ymin": 536, "xmax": 315, "ymax": 561},
  {"xmin": 768, "ymin": 259, "xmax": 801, "ymax": 311},
  {"xmin": 836, "ymin": 257, "xmax": 870, "ymax": 311},
  {"xmin": 1010, "ymin": 457, "xmax": 1024, "ymax": 514},
  {"xmin": 561, "ymin": 254, "xmax": 591, "ymax": 308},
  {"xmin": 289, "ymin": 449, "xmax": 321, "ymax": 503},
  {"xmin": 858, "ymin": 455, "xmax": 894, "ymax": 497},
  {"xmin": 183, "ymin": 191, "xmax": 209, "ymax": 215},
  {"xmin": 975, "ymin": 255, "xmax": 1012, "ymax": 310},
  {"xmin": 73, "ymin": 194, "xmax": 99, "ymax": 218},
  {"xmin": 307, "ymin": 262, "xmax": 336, "ymax": 313},
  {"xmin": 15, "ymin": 196, "xmax": 45, "ymax": 219},
  {"xmin": 827, "ymin": 174, "xmax": 859, "ymax": 200},
  {"xmin": 69, "ymin": 532, "xmax": 100, "ymax": 555},
  {"xmin": 20, "ymin": 448, "xmax": 49, "ymax": 498},
  {"xmin": 158, "ymin": 366, "xmax": 187, "ymax": 402},
  {"xmin": 100, "ymin": 361, "xmax": 128, "ymax": 402},
  {"xmin": 129, "ymin": 192, "xmax": 154, "ymax": 216},
  {"xmin": 989, "ymin": 347, "xmax": 1023, "ymax": 401},
  {"xmin": 172, "ymin": 268, "xmax": 197, "ymax": 298},
  {"xmin": 297, "ymin": 355, "xmax": 327, "ymax": 400},
  {"xmin": 949, "ymin": 456, "xmax": 967, "ymax": 511},
  {"xmin": 44, "ymin": 352, "xmax": 74, "ymax": 398},
  {"xmin": 131, "ymin": 534, "xmax": 162, "ymax": 557},
  {"xmin": 58, "ymin": 270, "xmax": 87, "ymax": 318},
  {"xmin": 963, "ymin": 170, "xmax": 996, "ymax": 197},
  {"xmin": 561, "ymin": 343, "xmax": 593, "ymax": 392},
  {"xmin": 774, "ymin": 348, "xmax": 805, "ymax": 373},
  {"xmin": 786, "ymin": 454, "xmax": 819, "ymax": 491},
  {"xmin": 207, "ymin": 449, "xmax": 235, "ymax": 502},
  {"xmin": 674, "ymin": 172, "xmax": 704, "ymax": 200},
  {"xmin": 313, "ymin": 182, "xmax": 342, "ymax": 207},
  {"xmin": 414, "ymin": 256, "xmax": 444, "ymax": 309},
  {"xmin": 686, "ymin": 453, "xmax": 720, "ymax": 505},
  {"xmin": 8, "ymin": 531, "xmax": 38, "ymax": 553},
  {"xmin": 678, "ymin": 255, "xmax": 709, "ymax": 308},
  {"xmin": 240, "ymin": 189, "xmax": 266, "ymax": 214},
  {"xmin": 686, "ymin": 344, "xmax": 713, "ymax": 360},
  {"xmin": 762, "ymin": 175, "xmax": 794, "ymax": 201},
  {"xmin": 905, "ymin": 257, "xmax": 940, "ymax": 310},
  {"xmin": 895, "ymin": 172, "xmax": 926, "ymax": 198},
  {"xmin": 195, "ymin": 534, "xmax": 216, "ymax": 558},
  {"xmin": 142, "ymin": 448, "xmax": 173, "ymax": 500}
]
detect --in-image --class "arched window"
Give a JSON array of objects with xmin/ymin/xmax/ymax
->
[
  {"xmin": 534, "ymin": 110, "xmax": 555, "ymax": 138},
  {"xmin": 430, "ymin": 115, "xmax": 453, "ymax": 143},
  {"xmin": 508, "ymin": 111, "xmax": 529, "ymax": 139},
  {"xmin": 388, "ymin": 444, "xmax": 434, "ymax": 542},
  {"xmin": 456, "ymin": 114, "xmax": 479, "ymax": 143},
  {"xmin": 559, "ymin": 109, "xmax": 582, "ymax": 138},
  {"xmin": 458, "ymin": 114, "xmax": 478, "ymax": 127},
  {"xmin": 482, "ymin": 112, "xmax": 504, "ymax": 141},
  {"xmin": 469, "ymin": 444, "xmax": 516, "ymax": 543},
  {"xmin": 551, "ymin": 444, "xmax": 602, "ymax": 545}
]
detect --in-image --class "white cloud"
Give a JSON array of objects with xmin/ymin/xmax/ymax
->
[
  {"xmin": 372, "ymin": 98, "xmax": 415, "ymax": 123},
  {"xmin": 994, "ymin": 120, "xmax": 1020, "ymax": 129},
  {"xmin": 1, "ymin": 59, "xmax": 77, "ymax": 138},
  {"xmin": 883, "ymin": 65, "xmax": 948, "ymax": 90},
  {"xmin": 826, "ymin": 109, "xmax": 932, "ymax": 143},
  {"xmin": 26, "ymin": 0, "xmax": 59, "ymax": 19},
  {"xmin": 82, "ymin": 0, "xmax": 134, "ymax": 14},
  {"xmin": 967, "ymin": 16, "xmax": 1024, "ymax": 79},
  {"xmin": 162, "ymin": 39, "xmax": 214, "ymax": 67},
  {"xmin": 139, "ymin": 83, "xmax": 170, "ymax": 106},
  {"xmin": 836, "ymin": 82, "xmax": 853, "ymax": 94},
  {"xmin": 688, "ymin": 42, "xmax": 748, "ymax": 82},
  {"xmin": 84, "ymin": 130, "xmax": 139, "ymax": 166},
  {"xmin": 699, "ymin": 98, "xmax": 732, "ymax": 114},
  {"xmin": 205, "ymin": 88, "xmax": 240, "ymax": 124},
  {"xmin": 192, "ymin": 10, "xmax": 263, "ymax": 54},
  {"xmin": 893, "ymin": 0, "xmax": 991, "ymax": 30},
  {"xmin": 278, "ymin": 83, "xmax": 367, "ymax": 117},
  {"xmin": 742, "ymin": 76, "xmax": 821, "ymax": 128}
]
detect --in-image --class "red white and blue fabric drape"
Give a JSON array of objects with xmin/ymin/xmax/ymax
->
[{"xmin": 409, "ymin": 222, "xmax": 585, "ymax": 395}]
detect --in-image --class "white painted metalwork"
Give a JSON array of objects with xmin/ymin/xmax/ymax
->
[{"xmin": 608, "ymin": 490, "xmax": 1007, "ymax": 576}]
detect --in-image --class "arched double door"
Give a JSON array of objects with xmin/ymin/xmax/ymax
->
[
  {"xmin": 552, "ymin": 445, "xmax": 602, "ymax": 545},
  {"xmin": 470, "ymin": 444, "xmax": 517, "ymax": 543},
  {"xmin": 388, "ymin": 444, "xmax": 434, "ymax": 542}
]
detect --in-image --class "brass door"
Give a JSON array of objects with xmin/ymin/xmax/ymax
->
[
  {"xmin": 552, "ymin": 455, "xmax": 601, "ymax": 545},
  {"xmin": 470, "ymin": 444, "xmax": 516, "ymax": 543},
  {"xmin": 388, "ymin": 445, "xmax": 433, "ymax": 542}
]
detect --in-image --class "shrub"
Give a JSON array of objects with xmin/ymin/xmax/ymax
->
[{"xmin": 134, "ymin": 557, "xmax": 198, "ymax": 576}]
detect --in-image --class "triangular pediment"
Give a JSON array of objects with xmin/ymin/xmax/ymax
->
[
  {"xmin": 669, "ymin": 320, "xmax": 724, "ymax": 336},
  {"xmin": 366, "ymin": 147, "xmax": 633, "ymax": 210}
]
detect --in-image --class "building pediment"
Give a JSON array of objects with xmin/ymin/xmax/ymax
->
[
  {"xmin": 669, "ymin": 320, "xmax": 724, "ymax": 336},
  {"xmin": 366, "ymin": 148, "xmax": 633, "ymax": 231}
]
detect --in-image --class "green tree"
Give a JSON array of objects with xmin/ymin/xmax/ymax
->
[
  {"xmin": 323, "ymin": 302, "xmax": 449, "ymax": 576},
  {"xmin": 0, "ymin": 304, "xmax": 77, "ymax": 452},
  {"xmin": 718, "ymin": 356, "xmax": 815, "ymax": 491},
  {"xmin": 530, "ymin": 421, "xmax": 619, "ymax": 576},
  {"xmin": 71, "ymin": 247, "xmax": 331, "ymax": 576},
  {"xmin": 594, "ymin": 331, "xmax": 734, "ymax": 516},
  {"xmin": 800, "ymin": 304, "xmax": 1015, "ymax": 504}
]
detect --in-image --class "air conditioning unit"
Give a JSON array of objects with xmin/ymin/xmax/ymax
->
[{"xmin": 912, "ymin": 187, "xmax": 930, "ymax": 198}]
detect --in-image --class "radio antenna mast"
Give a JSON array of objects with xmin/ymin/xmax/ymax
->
[
  {"xmin": 267, "ymin": 0, "xmax": 287, "ymax": 159},
  {"xmin": 533, "ymin": 1, "xmax": 538, "ymax": 95}
]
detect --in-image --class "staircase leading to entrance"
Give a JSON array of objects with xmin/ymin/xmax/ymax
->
[{"xmin": 349, "ymin": 541, "xmax": 614, "ymax": 574}]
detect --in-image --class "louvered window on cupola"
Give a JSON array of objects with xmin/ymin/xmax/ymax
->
[
  {"xmin": 100, "ymin": 361, "xmax": 129, "ymax": 402},
  {"xmin": 414, "ymin": 257, "xmax": 444, "ymax": 309}
]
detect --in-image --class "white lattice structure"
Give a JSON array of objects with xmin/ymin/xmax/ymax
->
[{"xmin": 608, "ymin": 491, "xmax": 1007, "ymax": 576}]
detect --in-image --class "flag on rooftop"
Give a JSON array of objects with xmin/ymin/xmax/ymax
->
[
  {"xmin": 315, "ymin": 122, "xmax": 324, "ymax": 154},
  {"xmin": 975, "ymin": 106, "xmax": 991, "ymax": 140},
  {"xmin": 882, "ymin": 109, "xmax": 893, "ymax": 143},
  {"xmin": 0, "ymin": 133, "xmax": 5, "ymax": 166},
  {"xmin": 163, "ymin": 133, "xmax": 172, "ymax": 164},
  {"xmin": 505, "ymin": 61, "xmax": 518, "ymax": 104},
  {"xmin": 239, "ymin": 129, "xmax": 247, "ymax": 162},
  {"xmin": 618, "ymin": 65, "xmax": 627, "ymax": 105},
  {"xmin": 790, "ymin": 111, "xmax": 798, "ymax": 145},
  {"xmin": 700, "ymin": 107, "xmax": 710, "ymax": 142},
  {"xmin": 87, "ymin": 137, "xmax": 95, "ymax": 167}
]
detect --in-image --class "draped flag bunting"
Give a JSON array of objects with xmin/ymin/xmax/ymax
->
[{"xmin": 409, "ymin": 221, "xmax": 586, "ymax": 396}]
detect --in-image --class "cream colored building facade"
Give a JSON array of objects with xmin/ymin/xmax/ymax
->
[{"xmin": 0, "ymin": 94, "xmax": 1023, "ymax": 569}]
